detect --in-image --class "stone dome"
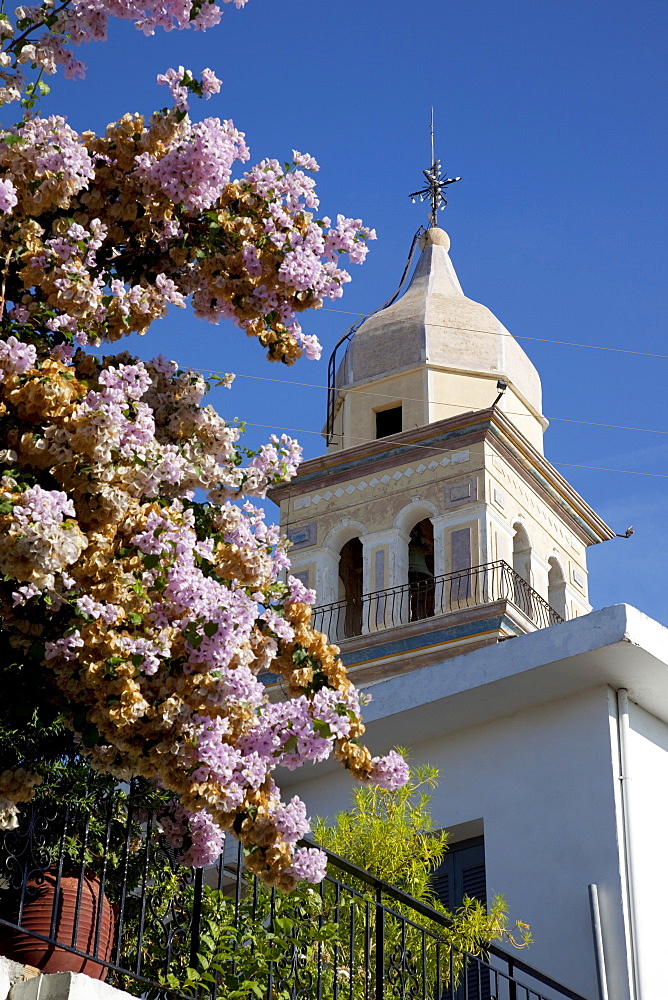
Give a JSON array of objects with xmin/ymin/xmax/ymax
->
[{"xmin": 335, "ymin": 228, "xmax": 544, "ymax": 419}]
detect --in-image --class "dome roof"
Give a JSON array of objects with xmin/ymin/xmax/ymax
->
[{"xmin": 335, "ymin": 228, "xmax": 543, "ymax": 417}]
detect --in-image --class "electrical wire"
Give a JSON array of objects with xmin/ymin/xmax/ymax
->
[
  {"xmin": 87, "ymin": 338, "xmax": 668, "ymax": 438},
  {"xmin": 319, "ymin": 308, "xmax": 668, "ymax": 361},
  {"xmin": 242, "ymin": 421, "xmax": 668, "ymax": 481},
  {"xmin": 226, "ymin": 371, "xmax": 668, "ymax": 439},
  {"xmin": 85, "ymin": 356, "xmax": 668, "ymax": 476}
]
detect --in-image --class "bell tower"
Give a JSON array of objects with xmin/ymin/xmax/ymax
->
[{"xmin": 270, "ymin": 172, "xmax": 614, "ymax": 685}]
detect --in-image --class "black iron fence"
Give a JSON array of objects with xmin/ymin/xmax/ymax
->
[
  {"xmin": 0, "ymin": 784, "xmax": 587, "ymax": 1000},
  {"xmin": 311, "ymin": 560, "xmax": 564, "ymax": 641}
]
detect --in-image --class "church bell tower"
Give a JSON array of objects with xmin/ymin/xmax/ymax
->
[{"xmin": 270, "ymin": 164, "xmax": 614, "ymax": 686}]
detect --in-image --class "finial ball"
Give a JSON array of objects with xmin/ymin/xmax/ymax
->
[{"xmin": 420, "ymin": 228, "xmax": 450, "ymax": 251}]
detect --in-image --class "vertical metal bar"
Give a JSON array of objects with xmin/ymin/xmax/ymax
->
[
  {"xmin": 266, "ymin": 887, "xmax": 276, "ymax": 1000},
  {"xmin": 235, "ymin": 839, "xmax": 243, "ymax": 927},
  {"xmin": 113, "ymin": 780, "xmax": 136, "ymax": 966},
  {"xmin": 317, "ymin": 878, "xmax": 325, "ymax": 1000},
  {"xmin": 210, "ymin": 854, "xmax": 223, "ymax": 1000},
  {"xmin": 134, "ymin": 810, "xmax": 153, "ymax": 975},
  {"xmin": 333, "ymin": 880, "xmax": 341, "ymax": 1000},
  {"xmin": 508, "ymin": 957, "xmax": 516, "ymax": 1000},
  {"xmin": 364, "ymin": 900, "xmax": 371, "ymax": 1000},
  {"xmin": 49, "ymin": 802, "xmax": 70, "ymax": 939},
  {"xmin": 449, "ymin": 947, "xmax": 454, "ymax": 1000},
  {"xmin": 93, "ymin": 794, "xmax": 113, "ymax": 958},
  {"xmin": 216, "ymin": 849, "xmax": 224, "ymax": 891},
  {"xmin": 189, "ymin": 865, "xmax": 204, "ymax": 970},
  {"xmin": 374, "ymin": 886, "xmax": 384, "ymax": 1000},
  {"xmin": 252, "ymin": 873, "xmax": 259, "ymax": 922},
  {"xmin": 71, "ymin": 787, "xmax": 91, "ymax": 950},
  {"xmin": 349, "ymin": 892, "xmax": 356, "ymax": 1000},
  {"xmin": 421, "ymin": 928, "xmax": 427, "ymax": 1000}
]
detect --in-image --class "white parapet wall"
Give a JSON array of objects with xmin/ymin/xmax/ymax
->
[
  {"xmin": 0, "ymin": 960, "xmax": 138, "ymax": 1000},
  {"xmin": 0, "ymin": 957, "xmax": 31, "ymax": 999}
]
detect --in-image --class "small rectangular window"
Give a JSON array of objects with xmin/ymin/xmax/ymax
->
[{"xmin": 375, "ymin": 405, "xmax": 402, "ymax": 439}]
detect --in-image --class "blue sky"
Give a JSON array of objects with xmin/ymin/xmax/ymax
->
[{"xmin": 18, "ymin": 0, "xmax": 668, "ymax": 624}]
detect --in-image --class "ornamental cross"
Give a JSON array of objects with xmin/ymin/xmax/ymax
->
[{"xmin": 409, "ymin": 109, "xmax": 461, "ymax": 227}]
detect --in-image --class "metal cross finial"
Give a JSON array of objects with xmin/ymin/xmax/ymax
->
[{"xmin": 409, "ymin": 108, "xmax": 461, "ymax": 227}]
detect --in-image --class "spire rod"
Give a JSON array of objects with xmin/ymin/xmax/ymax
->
[
  {"xmin": 409, "ymin": 108, "xmax": 461, "ymax": 227},
  {"xmin": 430, "ymin": 106, "xmax": 435, "ymax": 169}
]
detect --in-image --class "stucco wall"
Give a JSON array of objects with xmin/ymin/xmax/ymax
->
[
  {"xmin": 624, "ymin": 701, "xmax": 668, "ymax": 998},
  {"xmin": 282, "ymin": 685, "xmax": 630, "ymax": 1000}
]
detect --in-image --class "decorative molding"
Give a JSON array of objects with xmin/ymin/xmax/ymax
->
[
  {"xmin": 291, "ymin": 449, "xmax": 471, "ymax": 512},
  {"xmin": 287, "ymin": 522, "xmax": 316, "ymax": 549},
  {"xmin": 492, "ymin": 487, "xmax": 506, "ymax": 510},
  {"xmin": 492, "ymin": 462, "xmax": 576, "ymax": 550},
  {"xmin": 445, "ymin": 477, "xmax": 478, "ymax": 506}
]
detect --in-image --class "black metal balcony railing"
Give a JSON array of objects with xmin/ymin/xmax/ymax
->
[
  {"xmin": 312, "ymin": 560, "xmax": 564, "ymax": 641},
  {"xmin": 0, "ymin": 783, "xmax": 588, "ymax": 1000}
]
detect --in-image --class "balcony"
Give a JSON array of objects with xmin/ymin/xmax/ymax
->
[
  {"xmin": 312, "ymin": 560, "xmax": 564, "ymax": 644},
  {"xmin": 0, "ymin": 784, "xmax": 587, "ymax": 1000}
]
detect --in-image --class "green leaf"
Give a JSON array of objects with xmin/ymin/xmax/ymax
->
[
  {"xmin": 81, "ymin": 724, "xmax": 100, "ymax": 748},
  {"xmin": 203, "ymin": 621, "xmax": 219, "ymax": 638}
]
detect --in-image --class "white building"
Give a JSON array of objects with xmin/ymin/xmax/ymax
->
[{"xmin": 270, "ymin": 227, "xmax": 668, "ymax": 1000}]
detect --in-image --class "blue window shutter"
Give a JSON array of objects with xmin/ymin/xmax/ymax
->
[{"xmin": 432, "ymin": 836, "xmax": 486, "ymax": 909}]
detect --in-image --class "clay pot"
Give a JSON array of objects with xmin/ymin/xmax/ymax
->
[{"xmin": 4, "ymin": 870, "xmax": 115, "ymax": 980}]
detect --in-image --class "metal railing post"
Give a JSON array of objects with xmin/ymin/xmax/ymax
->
[
  {"xmin": 189, "ymin": 865, "xmax": 204, "ymax": 971},
  {"xmin": 375, "ymin": 884, "xmax": 385, "ymax": 1000},
  {"xmin": 311, "ymin": 560, "xmax": 563, "ymax": 639}
]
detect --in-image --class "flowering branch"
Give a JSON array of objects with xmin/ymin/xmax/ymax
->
[{"xmin": 0, "ymin": 70, "xmax": 400, "ymax": 890}]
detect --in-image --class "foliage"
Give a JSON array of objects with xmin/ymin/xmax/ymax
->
[
  {"xmin": 120, "ymin": 757, "xmax": 531, "ymax": 999},
  {"xmin": 0, "ymin": 6, "xmax": 407, "ymax": 890},
  {"xmin": 313, "ymin": 755, "xmax": 533, "ymax": 954},
  {"xmin": 313, "ymin": 758, "xmax": 448, "ymax": 894},
  {"xmin": 138, "ymin": 882, "xmax": 339, "ymax": 1000}
]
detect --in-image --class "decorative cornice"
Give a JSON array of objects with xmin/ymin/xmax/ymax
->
[{"xmin": 269, "ymin": 408, "xmax": 615, "ymax": 547}]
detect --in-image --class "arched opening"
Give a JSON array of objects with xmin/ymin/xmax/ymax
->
[
  {"xmin": 511, "ymin": 524, "xmax": 532, "ymax": 617},
  {"xmin": 338, "ymin": 537, "xmax": 363, "ymax": 637},
  {"xmin": 408, "ymin": 518, "xmax": 435, "ymax": 621},
  {"xmin": 548, "ymin": 557, "xmax": 568, "ymax": 620},
  {"xmin": 512, "ymin": 524, "xmax": 531, "ymax": 582}
]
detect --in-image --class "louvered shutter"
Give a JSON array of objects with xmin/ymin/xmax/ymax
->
[
  {"xmin": 432, "ymin": 836, "xmax": 486, "ymax": 909},
  {"xmin": 462, "ymin": 858, "xmax": 487, "ymax": 905},
  {"xmin": 431, "ymin": 868, "xmax": 451, "ymax": 910},
  {"xmin": 432, "ymin": 837, "xmax": 490, "ymax": 1000}
]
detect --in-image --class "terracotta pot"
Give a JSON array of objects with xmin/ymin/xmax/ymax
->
[{"xmin": 4, "ymin": 870, "xmax": 115, "ymax": 980}]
